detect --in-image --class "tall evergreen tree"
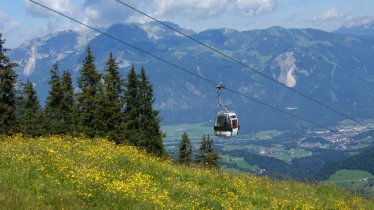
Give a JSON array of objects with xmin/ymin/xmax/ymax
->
[
  {"xmin": 93, "ymin": 80, "xmax": 111, "ymax": 137},
  {"xmin": 123, "ymin": 66, "xmax": 141, "ymax": 145},
  {"xmin": 45, "ymin": 62, "xmax": 64, "ymax": 133},
  {"xmin": 18, "ymin": 80, "xmax": 45, "ymax": 136},
  {"xmin": 102, "ymin": 52, "xmax": 125, "ymax": 142},
  {"xmin": 178, "ymin": 132, "xmax": 193, "ymax": 165},
  {"xmin": 60, "ymin": 70, "xmax": 77, "ymax": 134},
  {"xmin": 196, "ymin": 134, "xmax": 220, "ymax": 169},
  {"xmin": 77, "ymin": 46, "xmax": 101, "ymax": 137},
  {"xmin": 104, "ymin": 52, "xmax": 123, "ymax": 102},
  {"xmin": 138, "ymin": 67, "xmax": 165, "ymax": 156},
  {"xmin": 0, "ymin": 33, "xmax": 18, "ymax": 135}
]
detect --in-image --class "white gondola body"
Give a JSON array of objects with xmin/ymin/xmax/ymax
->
[{"xmin": 214, "ymin": 111, "xmax": 239, "ymax": 138}]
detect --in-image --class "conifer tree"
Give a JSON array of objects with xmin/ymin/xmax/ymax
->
[
  {"xmin": 102, "ymin": 52, "xmax": 124, "ymax": 142},
  {"xmin": 18, "ymin": 80, "xmax": 45, "ymax": 136},
  {"xmin": 196, "ymin": 134, "xmax": 220, "ymax": 169},
  {"xmin": 45, "ymin": 62, "xmax": 64, "ymax": 133},
  {"xmin": 123, "ymin": 66, "xmax": 141, "ymax": 145},
  {"xmin": 104, "ymin": 52, "xmax": 123, "ymax": 102},
  {"xmin": 60, "ymin": 71, "xmax": 77, "ymax": 134},
  {"xmin": 77, "ymin": 46, "xmax": 101, "ymax": 137},
  {"xmin": 93, "ymin": 80, "xmax": 110, "ymax": 137},
  {"xmin": 178, "ymin": 132, "xmax": 193, "ymax": 165},
  {"xmin": 0, "ymin": 34, "xmax": 18, "ymax": 135},
  {"xmin": 138, "ymin": 67, "xmax": 165, "ymax": 156}
]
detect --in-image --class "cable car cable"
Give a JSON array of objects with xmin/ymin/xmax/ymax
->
[
  {"xmin": 28, "ymin": 1, "xmax": 216, "ymax": 87},
  {"xmin": 113, "ymin": 0, "xmax": 369, "ymax": 130},
  {"xmin": 29, "ymin": 0, "xmax": 353, "ymax": 138}
]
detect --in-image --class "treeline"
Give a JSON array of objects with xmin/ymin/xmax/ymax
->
[{"xmin": 0, "ymin": 34, "xmax": 165, "ymax": 157}]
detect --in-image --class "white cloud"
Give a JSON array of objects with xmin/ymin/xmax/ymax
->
[
  {"xmin": 82, "ymin": 0, "xmax": 139, "ymax": 27},
  {"xmin": 0, "ymin": 11, "xmax": 21, "ymax": 47},
  {"xmin": 234, "ymin": 0, "xmax": 277, "ymax": 17},
  {"xmin": 343, "ymin": 15, "xmax": 374, "ymax": 28},
  {"xmin": 0, "ymin": 11, "xmax": 21, "ymax": 31},
  {"xmin": 81, "ymin": 0, "xmax": 278, "ymax": 27},
  {"xmin": 150, "ymin": 0, "xmax": 229, "ymax": 19},
  {"xmin": 0, "ymin": 11, "xmax": 6, "ymax": 19},
  {"xmin": 25, "ymin": 0, "xmax": 76, "ymax": 18},
  {"xmin": 313, "ymin": 8, "xmax": 348, "ymax": 21}
]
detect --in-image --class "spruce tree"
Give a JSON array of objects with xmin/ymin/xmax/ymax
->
[
  {"xmin": 45, "ymin": 62, "xmax": 64, "ymax": 133},
  {"xmin": 60, "ymin": 71, "xmax": 77, "ymax": 134},
  {"xmin": 178, "ymin": 132, "xmax": 193, "ymax": 165},
  {"xmin": 0, "ymin": 33, "xmax": 18, "ymax": 135},
  {"xmin": 77, "ymin": 46, "xmax": 101, "ymax": 137},
  {"xmin": 103, "ymin": 52, "xmax": 124, "ymax": 142},
  {"xmin": 138, "ymin": 67, "xmax": 165, "ymax": 156},
  {"xmin": 123, "ymin": 66, "xmax": 141, "ymax": 145},
  {"xmin": 104, "ymin": 52, "xmax": 123, "ymax": 101},
  {"xmin": 93, "ymin": 80, "xmax": 110, "ymax": 137},
  {"xmin": 18, "ymin": 80, "xmax": 45, "ymax": 136},
  {"xmin": 196, "ymin": 134, "xmax": 220, "ymax": 169}
]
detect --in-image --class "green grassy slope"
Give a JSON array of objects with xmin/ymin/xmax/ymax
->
[
  {"xmin": 322, "ymin": 170, "xmax": 374, "ymax": 196},
  {"xmin": 0, "ymin": 134, "xmax": 373, "ymax": 209}
]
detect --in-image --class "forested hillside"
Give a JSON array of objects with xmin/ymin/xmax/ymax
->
[{"xmin": 315, "ymin": 147, "xmax": 374, "ymax": 181}]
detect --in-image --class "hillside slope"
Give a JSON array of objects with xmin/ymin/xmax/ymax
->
[
  {"xmin": 315, "ymin": 146, "xmax": 374, "ymax": 181},
  {"xmin": 0, "ymin": 135, "xmax": 372, "ymax": 209}
]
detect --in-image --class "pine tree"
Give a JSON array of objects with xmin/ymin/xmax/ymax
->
[
  {"xmin": 178, "ymin": 132, "xmax": 193, "ymax": 165},
  {"xmin": 93, "ymin": 80, "xmax": 110, "ymax": 137},
  {"xmin": 77, "ymin": 46, "xmax": 101, "ymax": 137},
  {"xmin": 196, "ymin": 134, "xmax": 220, "ymax": 169},
  {"xmin": 60, "ymin": 71, "xmax": 77, "ymax": 134},
  {"xmin": 0, "ymin": 33, "xmax": 18, "ymax": 135},
  {"xmin": 138, "ymin": 67, "xmax": 165, "ymax": 156},
  {"xmin": 123, "ymin": 66, "xmax": 141, "ymax": 145},
  {"xmin": 104, "ymin": 52, "xmax": 123, "ymax": 102},
  {"xmin": 102, "ymin": 52, "xmax": 125, "ymax": 142},
  {"xmin": 18, "ymin": 80, "xmax": 45, "ymax": 136},
  {"xmin": 45, "ymin": 62, "xmax": 64, "ymax": 134}
]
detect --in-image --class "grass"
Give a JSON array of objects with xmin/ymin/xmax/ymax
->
[
  {"xmin": 321, "ymin": 170, "xmax": 374, "ymax": 196},
  {"xmin": 1, "ymin": 134, "xmax": 373, "ymax": 209},
  {"xmin": 162, "ymin": 123, "xmax": 213, "ymax": 142},
  {"xmin": 220, "ymin": 154, "xmax": 260, "ymax": 171},
  {"xmin": 327, "ymin": 170, "xmax": 374, "ymax": 181},
  {"xmin": 254, "ymin": 130, "xmax": 286, "ymax": 140}
]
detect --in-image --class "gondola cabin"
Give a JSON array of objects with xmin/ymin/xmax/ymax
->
[{"xmin": 214, "ymin": 111, "xmax": 239, "ymax": 138}]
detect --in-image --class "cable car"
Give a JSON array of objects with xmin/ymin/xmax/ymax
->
[{"xmin": 214, "ymin": 83, "xmax": 240, "ymax": 138}]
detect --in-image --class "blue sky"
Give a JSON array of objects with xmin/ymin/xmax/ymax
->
[{"xmin": 1, "ymin": 0, "xmax": 374, "ymax": 48}]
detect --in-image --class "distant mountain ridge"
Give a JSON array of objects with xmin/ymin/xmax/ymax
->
[{"xmin": 8, "ymin": 21, "xmax": 374, "ymax": 132}]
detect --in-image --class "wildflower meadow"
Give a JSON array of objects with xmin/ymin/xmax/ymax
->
[{"xmin": 0, "ymin": 134, "xmax": 372, "ymax": 209}]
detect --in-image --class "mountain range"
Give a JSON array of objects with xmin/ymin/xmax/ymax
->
[{"xmin": 8, "ymin": 21, "xmax": 374, "ymax": 132}]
